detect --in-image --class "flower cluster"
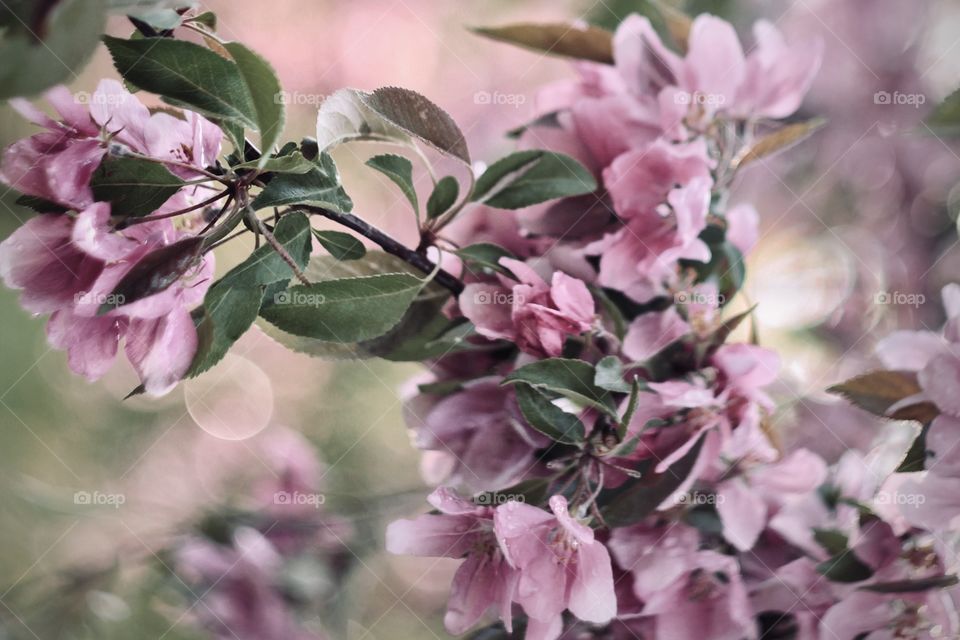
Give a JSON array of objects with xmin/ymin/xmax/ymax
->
[
  {"xmin": 385, "ymin": 14, "xmax": 960, "ymax": 640},
  {"xmin": 0, "ymin": 81, "xmax": 222, "ymax": 394}
]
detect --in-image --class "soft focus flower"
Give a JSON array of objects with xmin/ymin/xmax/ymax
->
[
  {"xmin": 460, "ymin": 258, "xmax": 595, "ymax": 357},
  {"xmin": 386, "ymin": 487, "xmax": 518, "ymax": 635},
  {"xmin": 0, "ymin": 80, "xmax": 223, "ymax": 395},
  {"xmin": 494, "ymin": 495, "xmax": 616, "ymax": 639}
]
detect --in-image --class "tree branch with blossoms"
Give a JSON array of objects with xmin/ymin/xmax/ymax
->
[{"xmin": 3, "ymin": 1, "xmax": 960, "ymax": 639}]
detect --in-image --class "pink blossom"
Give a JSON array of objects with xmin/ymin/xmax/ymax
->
[
  {"xmin": 609, "ymin": 523, "xmax": 755, "ymax": 640},
  {"xmin": 493, "ymin": 495, "xmax": 616, "ymax": 639},
  {"xmin": 460, "ymin": 258, "xmax": 595, "ymax": 357},
  {"xmin": 403, "ymin": 381, "xmax": 549, "ymax": 491},
  {"xmin": 386, "ymin": 487, "xmax": 518, "ymax": 635}
]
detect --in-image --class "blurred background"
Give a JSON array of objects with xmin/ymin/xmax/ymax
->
[{"xmin": 2, "ymin": 0, "xmax": 960, "ymax": 637}]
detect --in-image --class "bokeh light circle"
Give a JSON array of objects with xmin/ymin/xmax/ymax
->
[{"xmin": 184, "ymin": 354, "xmax": 274, "ymax": 441}]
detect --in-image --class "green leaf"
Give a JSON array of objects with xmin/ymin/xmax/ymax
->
[
  {"xmin": 187, "ymin": 10, "xmax": 217, "ymax": 30},
  {"xmin": 925, "ymin": 87, "xmax": 960, "ymax": 135},
  {"xmin": 232, "ymin": 151, "xmax": 315, "ymax": 174},
  {"xmin": 426, "ymin": 176, "xmax": 459, "ymax": 219},
  {"xmin": 813, "ymin": 529, "xmax": 849, "ymax": 556},
  {"xmin": 223, "ymin": 42, "xmax": 285, "ymax": 164},
  {"xmin": 455, "ymin": 242, "xmax": 516, "ymax": 274},
  {"xmin": 260, "ymin": 273, "xmax": 428, "ymax": 342},
  {"xmin": 256, "ymin": 252, "xmax": 456, "ymax": 361},
  {"xmin": 514, "ymin": 384, "xmax": 586, "ymax": 444},
  {"xmin": 472, "ymin": 150, "xmax": 596, "ymax": 209},
  {"xmin": 90, "ymin": 155, "xmax": 185, "ymax": 218},
  {"xmin": 594, "ymin": 356, "xmax": 631, "ymax": 393},
  {"xmin": 315, "ymin": 86, "xmax": 471, "ymax": 166},
  {"xmin": 99, "ymin": 236, "xmax": 204, "ymax": 313},
  {"xmin": 0, "ymin": 0, "xmax": 106, "ymax": 99},
  {"xmin": 503, "ymin": 358, "xmax": 617, "ymax": 417},
  {"xmin": 188, "ymin": 213, "xmax": 313, "ymax": 376},
  {"xmin": 252, "ymin": 154, "xmax": 352, "ymax": 212},
  {"xmin": 472, "ymin": 23, "xmax": 614, "ymax": 64},
  {"xmin": 828, "ymin": 371, "xmax": 929, "ymax": 419},
  {"xmin": 361, "ymin": 87, "xmax": 470, "ymax": 165},
  {"xmin": 14, "ymin": 194, "xmax": 68, "ymax": 214},
  {"xmin": 600, "ymin": 434, "xmax": 705, "ymax": 527},
  {"xmin": 366, "ymin": 154, "xmax": 418, "ymax": 212},
  {"xmin": 102, "ymin": 35, "xmax": 257, "ymax": 128},
  {"xmin": 817, "ymin": 552, "xmax": 874, "ymax": 583},
  {"xmin": 312, "ymin": 229, "xmax": 366, "ymax": 261},
  {"xmin": 861, "ymin": 575, "xmax": 959, "ymax": 593}
]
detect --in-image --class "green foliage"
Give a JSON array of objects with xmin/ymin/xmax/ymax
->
[
  {"xmin": 312, "ymin": 229, "xmax": 366, "ymax": 261},
  {"xmin": 503, "ymin": 358, "xmax": 618, "ymax": 417},
  {"xmin": 252, "ymin": 154, "xmax": 352, "ymax": 212},
  {"xmin": 90, "ymin": 155, "xmax": 185, "ymax": 218},
  {"xmin": 472, "ymin": 150, "xmax": 597, "ymax": 209},
  {"xmin": 366, "ymin": 154, "xmax": 418, "ymax": 212},
  {"xmin": 426, "ymin": 176, "xmax": 459, "ymax": 219},
  {"xmin": 189, "ymin": 213, "xmax": 313, "ymax": 376},
  {"xmin": 222, "ymin": 41, "xmax": 286, "ymax": 163},
  {"xmin": 514, "ymin": 384, "xmax": 586, "ymax": 444},
  {"xmin": 0, "ymin": 0, "xmax": 106, "ymax": 99}
]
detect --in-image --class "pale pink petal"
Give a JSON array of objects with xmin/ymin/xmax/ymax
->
[
  {"xmin": 613, "ymin": 15, "xmax": 682, "ymax": 95},
  {"xmin": 875, "ymin": 330, "xmax": 945, "ymax": 371},
  {"xmin": 918, "ymin": 352, "xmax": 960, "ymax": 417},
  {"xmin": 460, "ymin": 283, "xmax": 514, "ymax": 341},
  {"xmin": 717, "ymin": 477, "xmax": 767, "ymax": 551},
  {"xmin": 725, "ymin": 203, "xmax": 759, "ymax": 254},
  {"xmin": 71, "ymin": 203, "xmax": 138, "ymax": 261},
  {"xmin": 549, "ymin": 272, "xmax": 594, "ymax": 323},
  {"xmin": 568, "ymin": 540, "xmax": 616, "ymax": 623},
  {"xmin": 682, "ymin": 15, "xmax": 746, "ymax": 107},
  {"xmin": 623, "ymin": 307, "xmax": 691, "ymax": 361},
  {"xmin": 124, "ymin": 307, "xmax": 198, "ymax": 395},
  {"xmin": 47, "ymin": 309, "xmax": 122, "ymax": 380},
  {"xmin": 385, "ymin": 513, "xmax": 478, "ymax": 558}
]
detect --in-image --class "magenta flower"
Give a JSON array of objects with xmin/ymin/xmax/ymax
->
[
  {"xmin": 0, "ymin": 80, "xmax": 223, "ymax": 395},
  {"xmin": 386, "ymin": 487, "xmax": 518, "ymax": 635},
  {"xmin": 493, "ymin": 495, "xmax": 616, "ymax": 639},
  {"xmin": 609, "ymin": 523, "xmax": 755, "ymax": 640},
  {"xmin": 404, "ymin": 381, "xmax": 549, "ymax": 491},
  {"xmin": 460, "ymin": 258, "xmax": 595, "ymax": 357}
]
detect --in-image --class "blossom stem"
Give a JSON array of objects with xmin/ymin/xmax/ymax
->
[
  {"xmin": 253, "ymin": 212, "xmax": 311, "ymax": 285},
  {"xmin": 115, "ymin": 189, "xmax": 230, "ymax": 228},
  {"xmin": 292, "ymin": 205, "xmax": 466, "ymax": 295}
]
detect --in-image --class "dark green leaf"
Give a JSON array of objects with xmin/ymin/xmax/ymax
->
[
  {"xmin": 15, "ymin": 194, "xmax": 68, "ymax": 214},
  {"xmin": 514, "ymin": 384, "xmax": 585, "ymax": 444},
  {"xmin": 472, "ymin": 23, "xmax": 614, "ymax": 64},
  {"xmin": 925, "ymin": 87, "xmax": 960, "ymax": 135},
  {"xmin": 252, "ymin": 154, "xmax": 352, "ymax": 212},
  {"xmin": 817, "ymin": 552, "xmax": 873, "ymax": 583},
  {"xmin": 366, "ymin": 154, "xmax": 418, "ymax": 211},
  {"xmin": 828, "ymin": 371, "xmax": 926, "ymax": 419},
  {"xmin": 232, "ymin": 151, "xmax": 314, "ymax": 174},
  {"xmin": 473, "ymin": 150, "xmax": 596, "ymax": 209},
  {"xmin": 426, "ymin": 176, "xmax": 459, "ymax": 219},
  {"xmin": 861, "ymin": 575, "xmax": 958, "ymax": 593},
  {"xmin": 503, "ymin": 358, "xmax": 617, "ymax": 417},
  {"xmin": 312, "ymin": 229, "xmax": 366, "ymax": 261},
  {"xmin": 187, "ymin": 11, "xmax": 217, "ymax": 30},
  {"xmin": 595, "ymin": 356, "xmax": 631, "ymax": 393},
  {"xmin": 601, "ymin": 434, "xmax": 705, "ymax": 527},
  {"xmin": 361, "ymin": 87, "xmax": 470, "ymax": 165},
  {"xmin": 223, "ymin": 42, "xmax": 285, "ymax": 163},
  {"xmin": 260, "ymin": 273, "xmax": 427, "ymax": 342},
  {"xmin": 813, "ymin": 529, "xmax": 849, "ymax": 556},
  {"xmin": 0, "ymin": 0, "xmax": 105, "ymax": 99},
  {"xmin": 99, "ymin": 236, "xmax": 203, "ymax": 313},
  {"xmin": 90, "ymin": 155, "xmax": 185, "ymax": 218},
  {"xmin": 103, "ymin": 35, "xmax": 257, "ymax": 127},
  {"xmin": 455, "ymin": 243, "xmax": 516, "ymax": 274}
]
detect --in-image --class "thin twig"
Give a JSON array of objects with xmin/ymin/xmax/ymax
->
[{"xmin": 253, "ymin": 214, "xmax": 310, "ymax": 285}]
